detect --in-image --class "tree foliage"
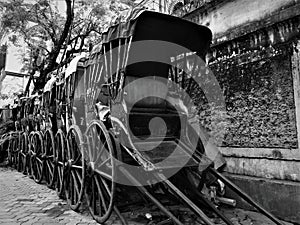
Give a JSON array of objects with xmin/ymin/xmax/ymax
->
[{"xmin": 0, "ymin": 0, "xmax": 135, "ymax": 93}]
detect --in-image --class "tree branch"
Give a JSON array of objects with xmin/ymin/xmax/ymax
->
[{"xmin": 41, "ymin": 0, "xmax": 73, "ymax": 80}]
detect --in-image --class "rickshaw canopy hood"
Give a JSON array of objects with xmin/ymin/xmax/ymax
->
[
  {"xmin": 98, "ymin": 10, "xmax": 212, "ymax": 78},
  {"xmin": 101, "ymin": 10, "xmax": 212, "ymax": 53}
]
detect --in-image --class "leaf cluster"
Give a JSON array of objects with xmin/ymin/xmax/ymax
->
[{"xmin": 0, "ymin": 0, "xmax": 135, "ymax": 92}]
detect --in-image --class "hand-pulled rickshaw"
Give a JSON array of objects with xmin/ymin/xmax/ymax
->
[
  {"xmin": 4, "ymin": 10, "xmax": 284, "ymax": 225},
  {"xmin": 53, "ymin": 10, "xmax": 283, "ymax": 225}
]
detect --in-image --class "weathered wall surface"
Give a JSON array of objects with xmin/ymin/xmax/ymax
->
[
  {"xmin": 180, "ymin": 0, "xmax": 300, "ymax": 177},
  {"xmin": 210, "ymin": 44, "xmax": 297, "ymax": 149},
  {"xmin": 184, "ymin": 0, "xmax": 300, "ymax": 44},
  {"xmin": 179, "ymin": 0, "xmax": 300, "ymax": 222},
  {"xmin": 182, "ymin": 0, "xmax": 300, "ymax": 179}
]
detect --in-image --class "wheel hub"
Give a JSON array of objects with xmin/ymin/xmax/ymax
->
[
  {"xmin": 67, "ymin": 159, "xmax": 73, "ymax": 167},
  {"xmin": 87, "ymin": 162, "xmax": 95, "ymax": 176}
]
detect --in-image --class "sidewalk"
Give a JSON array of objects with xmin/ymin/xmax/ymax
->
[
  {"xmin": 0, "ymin": 166, "xmax": 98, "ymax": 225},
  {"xmin": 0, "ymin": 166, "xmax": 294, "ymax": 225}
]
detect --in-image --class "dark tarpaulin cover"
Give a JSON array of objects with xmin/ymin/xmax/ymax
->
[
  {"xmin": 100, "ymin": 10, "xmax": 212, "ymax": 78},
  {"xmin": 101, "ymin": 10, "xmax": 212, "ymax": 53}
]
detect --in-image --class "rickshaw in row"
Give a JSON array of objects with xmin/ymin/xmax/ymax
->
[{"xmin": 5, "ymin": 10, "xmax": 284, "ymax": 225}]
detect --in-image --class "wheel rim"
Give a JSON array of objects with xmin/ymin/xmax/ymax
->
[
  {"xmin": 12, "ymin": 135, "xmax": 17, "ymax": 168},
  {"xmin": 44, "ymin": 129, "xmax": 55, "ymax": 188},
  {"xmin": 9, "ymin": 133, "xmax": 19, "ymax": 168},
  {"xmin": 55, "ymin": 130, "xmax": 66, "ymax": 198},
  {"xmin": 17, "ymin": 132, "xmax": 27, "ymax": 173},
  {"xmin": 84, "ymin": 121, "xmax": 115, "ymax": 223},
  {"xmin": 11, "ymin": 137, "xmax": 16, "ymax": 167},
  {"xmin": 26, "ymin": 132, "xmax": 35, "ymax": 177},
  {"xmin": 15, "ymin": 132, "xmax": 22, "ymax": 169},
  {"xmin": 30, "ymin": 132, "xmax": 44, "ymax": 183},
  {"xmin": 21, "ymin": 132, "xmax": 29, "ymax": 174},
  {"xmin": 65, "ymin": 125, "xmax": 85, "ymax": 211},
  {"xmin": 7, "ymin": 133, "xmax": 14, "ymax": 166}
]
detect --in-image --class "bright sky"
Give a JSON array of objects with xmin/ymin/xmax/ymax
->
[{"xmin": 5, "ymin": 44, "xmax": 24, "ymax": 73}]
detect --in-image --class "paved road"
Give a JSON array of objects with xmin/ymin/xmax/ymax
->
[
  {"xmin": 0, "ymin": 166, "xmax": 294, "ymax": 225},
  {"xmin": 0, "ymin": 166, "xmax": 99, "ymax": 225}
]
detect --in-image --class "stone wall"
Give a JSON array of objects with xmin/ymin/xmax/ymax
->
[
  {"xmin": 176, "ymin": 0, "xmax": 300, "ymax": 222},
  {"xmin": 180, "ymin": 0, "xmax": 300, "ymax": 179},
  {"xmin": 210, "ymin": 43, "xmax": 297, "ymax": 149}
]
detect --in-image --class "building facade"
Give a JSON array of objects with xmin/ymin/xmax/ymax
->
[{"xmin": 173, "ymin": 0, "xmax": 300, "ymax": 223}]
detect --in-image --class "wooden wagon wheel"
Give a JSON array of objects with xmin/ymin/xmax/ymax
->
[
  {"xmin": 30, "ymin": 131, "xmax": 44, "ymax": 183},
  {"xmin": 84, "ymin": 120, "xmax": 115, "ymax": 224},
  {"xmin": 54, "ymin": 129, "xmax": 66, "ymax": 198},
  {"xmin": 65, "ymin": 125, "xmax": 85, "ymax": 211},
  {"xmin": 43, "ymin": 129, "xmax": 55, "ymax": 189},
  {"xmin": 18, "ymin": 132, "xmax": 29, "ymax": 174}
]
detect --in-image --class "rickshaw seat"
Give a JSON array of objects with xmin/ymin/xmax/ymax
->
[
  {"xmin": 123, "ymin": 76, "xmax": 181, "ymax": 138},
  {"xmin": 123, "ymin": 76, "xmax": 168, "ymax": 110}
]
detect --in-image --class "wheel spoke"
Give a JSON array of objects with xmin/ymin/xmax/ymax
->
[
  {"xmin": 36, "ymin": 160, "xmax": 42, "ymax": 178},
  {"xmin": 71, "ymin": 172, "xmax": 80, "ymax": 198},
  {"xmin": 87, "ymin": 135, "xmax": 93, "ymax": 162},
  {"xmin": 92, "ymin": 178, "xmax": 96, "ymax": 215},
  {"xmin": 95, "ymin": 139, "xmax": 108, "ymax": 164},
  {"xmin": 37, "ymin": 157, "xmax": 43, "ymax": 164},
  {"xmin": 57, "ymin": 167, "xmax": 63, "ymax": 188},
  {"xmin": 47, "ymin": 161, "xmax": 54, "ymax": 178},
  {"xmin": 97, "ymin": 157, "xmax": 110, "ymax": 169},
  {"xmin": 90, "ymin": 127, "xmax": 96, "ymax": 161},
  {"xmin": 74, "ymin": 169, "xmax": 82, "ymax": 182},
  {"xmin": 71, "ymin": 173, "xmax": 76, "ymax": 204},
  {"xmin": 94, "ymin": 176, "xmax": 108, "ymax": 212},
  {"xmin": 95, "ymin": 169, "xmax": 112, "ymax": 180},
  {"xmin": 99, "ymin": 177, "xmax": 112, "ymax": 197}
]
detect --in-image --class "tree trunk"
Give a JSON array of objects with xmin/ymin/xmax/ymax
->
[{"xmin": 34, "ymin": 0, "xmax": 74, "ymax": 91}]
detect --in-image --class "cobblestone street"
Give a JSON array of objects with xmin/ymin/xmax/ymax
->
[
  {"xmin": 0, "ymin": 166, "xmax": 98, "ymax": 225},
  {"xmin": 0, "ymin": 166, "xmax": 294, "ymax": 225}
]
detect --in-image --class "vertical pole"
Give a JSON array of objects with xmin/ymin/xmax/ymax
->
[
  {"xmin": 159, "ymin": 0, "xmax": 162, "ymax": 12},
  {"xmin": 182, "ymin": 53, "xmax": 187, "ymax": 89},
  {"xmin": 116, "ymin": 39, "xmax": 121, "ymax": 82},
  {"xmin": 291, "ymin": 40, "xmax": 300, "ymax": 151},
  {"xmin": 115, "ymin": 39, "xmax": 122, "ymax": 98},
  {"xmin": 103, "ymin": 44, "xmax": 109, "ymax": 81},
  {"xmin": 91, "ymin": 62, "xmax": 100, "ymax": 103},
  {"xmin": 122, "ymin": 39, "xmax": 128, "ymax": 69},
  {"xmin": 124, "ymin": 36, "xmax": 133, "ymax": 68},
  {"xmin": 109, "ymin": 41, "xmax": 113, "ymax": 82}
]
